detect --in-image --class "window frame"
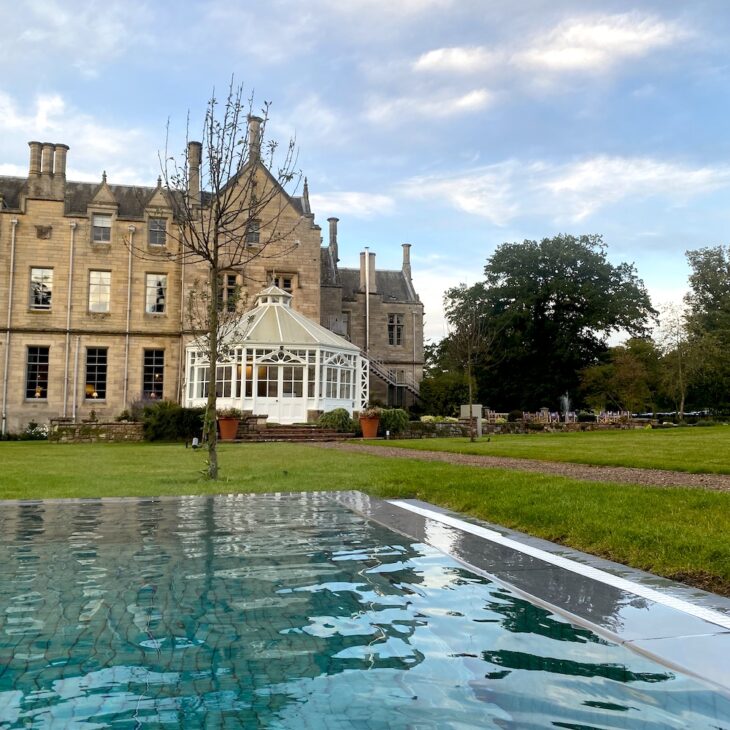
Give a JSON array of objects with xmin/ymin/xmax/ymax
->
[
  {"xmin": 245, "ymin": 220, "xmax": 260, "ymax": 245},
  {"xmin": 145, "ymin": 273, "xmax": 168, "ymax": 314},
  {"xmin": 143, "ymin": 349, "xmax": 165, "ymax": 400},
  {"xmin": 29, "ymin": 267, "xmax": 53, "ymax": 311},
  {"xmin": 388, "ymin": 313, "xmax": 404, "ymax": 346},
  {"xmin": 85, "ymin": 347, "xmax": 108, "ymax": 400},
  {"xmin": 148, "ymin": 217, "xmax": 167, "ymax": 247},
  {"xmin": 25, "ymin": 346, "xmax": 49, "ymax": 400},
  {"xmin": 91, "ymin": 213, "xmax": 112, "ymax": 244},
  {"xmin": 88, "ymin": 270, "xmax": 111, "ymax": 313}
]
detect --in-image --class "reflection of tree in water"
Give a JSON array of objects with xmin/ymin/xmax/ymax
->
[
  {"xmin": 481, "ymin": 648, "xmax": 673, "ymax": 684},
  {"xmin": 485, "ymin": 587, "xmax": 608, "ymax": 645}
]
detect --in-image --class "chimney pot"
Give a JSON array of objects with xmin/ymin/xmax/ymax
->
[
  {"xmin": 402, "ymin": 243, "xmax": 412, "ymax": 280},
  {"xmin": 28, "ymin": 141, "xmax": 41, "ymax": 177},
  {"xmin": 41, "ymin": 143, "xmax": 55, "ymax": 176},
  {"xmin": 327, "ymin": 217, "xmax": 339, "ymax": 261},
  {"xmin": 188, "ymin": 141, "xmax": 202, "ymax": 207},
  {"xmin": 368, "ymin": 251, "xmax": 377, "ymax": 294}
]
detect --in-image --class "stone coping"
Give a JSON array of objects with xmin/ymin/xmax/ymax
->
[{"xmin": 335, "ymin": 490, "xmax": 730, "ymax": 696}]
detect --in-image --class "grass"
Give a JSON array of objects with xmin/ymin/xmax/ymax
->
[
  {"xmin": 1, "ymin": 440, "xmax": 729, "ymax": 596},
  {"xmin": 374, "ymin": 425, "xmax": 730, "ymax": 474}
]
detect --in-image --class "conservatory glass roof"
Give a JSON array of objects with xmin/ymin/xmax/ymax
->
[{"xmin": 230, "ymin": 285, "xmax": 360, "ymax": 351}]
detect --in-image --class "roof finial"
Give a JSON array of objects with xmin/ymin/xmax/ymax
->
[
  {"xmin": 302, "ymin": 176, "xmax": 311, "ymax": 215},
  {"xmin": 157, "ymin": 175, "xmax": 162, "ymax": 188},
  {"xmin": 101, "ymin": 170, "xmax": 107, "ymax": 183}
]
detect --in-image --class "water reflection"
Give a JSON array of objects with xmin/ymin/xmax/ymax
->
[{"xmin": 0, "ymin": 494, "xmax": 727, "ymax": 728}]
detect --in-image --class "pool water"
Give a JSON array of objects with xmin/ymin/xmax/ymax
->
[{"xmin": 0, "ymin": 493, "xmax": 727, "ymax": 728}]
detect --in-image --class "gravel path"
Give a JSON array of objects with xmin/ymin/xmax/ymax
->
[{"xmin": 315, "ymin": 442, "xmax": 730, "ymax": 492}]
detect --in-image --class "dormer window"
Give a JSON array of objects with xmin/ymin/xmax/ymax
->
[
  {"xmin": 148, "ymin": 217, "xmax": 167, "ymax": 246},
  {"xmin": 92, "ymin": 214, "xmax": 112, "ymax": 243}
]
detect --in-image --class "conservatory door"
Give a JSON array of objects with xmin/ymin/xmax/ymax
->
[{"xmin": 256, "ymin": 364, "xmax": 307, "ymax": 423}]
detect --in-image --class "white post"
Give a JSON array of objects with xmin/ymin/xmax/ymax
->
[
  {"xmin": 62, "ymin": 221, "xmax": 77, "ymax": 417},
  {"xmin": 364, "ymin": 246, "xmax": 370, "ymax": 354}
]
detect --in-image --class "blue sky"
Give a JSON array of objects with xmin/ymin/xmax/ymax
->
[{"xmin": 2, "ymin": 0, "xmax": 730, "ymax": 341}]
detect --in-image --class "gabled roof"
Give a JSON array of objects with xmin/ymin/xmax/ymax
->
[{"xmin": 338, "ymin": 267, "xmax": 420, "ymax": 304}]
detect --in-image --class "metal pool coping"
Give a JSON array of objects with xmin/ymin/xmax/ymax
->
[{"xmin": 335, "ymin": 490, "xmax": 730, "ymax": 696}]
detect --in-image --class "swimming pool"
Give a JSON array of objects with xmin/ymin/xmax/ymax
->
[{"xmin": 0, "ymin": 492, "xmax": 727, "ymax": 728}]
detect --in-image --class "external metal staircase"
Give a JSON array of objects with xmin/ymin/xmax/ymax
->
[{"xmin": 361, "ymin": 351, "xmax": 420, "ymax": 398}]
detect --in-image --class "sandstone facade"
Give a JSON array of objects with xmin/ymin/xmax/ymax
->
[{"xmin": 0, "ymin": 131, "xmax": 423, "ymax": 433}]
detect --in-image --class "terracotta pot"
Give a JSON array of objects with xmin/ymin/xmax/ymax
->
[
  {"xmin": 218, "ymin": 417, "xmax": 240, "ymax": 441},
  {"xmin": 359, "ymin": 416, "xmax": 380, "ymax": 439}
]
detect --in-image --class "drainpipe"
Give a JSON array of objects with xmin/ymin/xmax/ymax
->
[
  {"xmin": 62, "ymin": 222, "xmax": 77, "ymax": 417},
  {"xmin": 412, "ymin": 310, "xmax": 416, "ymax": 381},
  {"xmin": 178, "ymin": 226, "xmax": 185, "ymax": 404},
  {"xmin": 123, "ymin": 225, "xmax": 135, "ymax": 407},
  {"xmin": 1, "ymin": 219, "xmax": 18, "ymax": 435},
  {"xmin": 364, "ymin": 246, "xmax": 370, "ymax": 355},
  {"xmin": 72, "ymin": 336, "xmax": 80, "ymax": 421}
]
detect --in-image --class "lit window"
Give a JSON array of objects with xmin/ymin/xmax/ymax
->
[
  {"xmin": 143, "ymin": 350, "xmax": 164, "ymax": 399},
  {"xmin": 388, "ymin": 314, "xmax": 404, "ymax": 346},
  {"xmin": 89, "ymin": 271, "xmax": 111, "ymax": 313},
  {"xmin": 148, "ymin": 218, "xmax": 166, "ymax": 246},
  {"xmin": 26, "ymin": 346, "xmax": 49, "ymax": 399},
  {"xmin": 145, "ymin": 274, "xmax": 167, "ymax": 313},
  {"xmin": 92, "ymin": 214, "xmax": 112, "ymax": 243},
  {"xmin": 30, "ymin": 268, "xmax": 53, "ymax": 310},
  {"xmin": 85, "ymin": 348, "xmax": 107, "ymax": 399}
]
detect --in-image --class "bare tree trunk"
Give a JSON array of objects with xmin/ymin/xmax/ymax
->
[
  {"xmin": 467, "ymin": 344, "xmax": 476, "ymax": 442},
  {"xmin": 205, "ymin": 264, "xmax": 220, "ymax": 479}
]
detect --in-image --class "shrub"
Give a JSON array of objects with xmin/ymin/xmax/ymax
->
[
  {"xmin": 380, "ymin": 408, "xmax": 410, "ymax": 436},
  {"xmin": 142, "ymin": 401, "xmax": 204, "ymax": 441},
  {"xmin": 577, "ymin": 411, "xmax": 597, "ymax": 423},
  {"xmin": 21, "ymin": 421, "xmax": 48, "ymax": 440},
  {"xmin": 507, "ymin": 409, "xmax": 524, "ymax": 422},
  {"xmin": 318, "ymin": 408, "xmax": 356, "ymax": 432}
]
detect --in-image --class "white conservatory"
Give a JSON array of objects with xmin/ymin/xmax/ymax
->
[{"xmin": 184, "ymin": 285, "xmax": 368, "ymax": 423}]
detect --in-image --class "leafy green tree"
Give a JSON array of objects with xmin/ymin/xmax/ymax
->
[
  {"xmin": 445, "ymin": 234, "xmax": 655, "ymax": 410},
  {"xmin": 580, "ymin": 338, "xmax": 661, "ymax": 413}
]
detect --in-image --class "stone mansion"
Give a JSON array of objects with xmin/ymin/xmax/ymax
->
[{"xmin": 0, "ymin": 131, "xmax": 423, "ymax": 433}]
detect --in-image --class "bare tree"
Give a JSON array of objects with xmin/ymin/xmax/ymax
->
[{"xmin": 138, "ymin": 81, "xmax": 300, "ymax": 478}]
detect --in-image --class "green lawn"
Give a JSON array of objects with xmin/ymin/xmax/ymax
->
[
  {"xmin": 375, "ymin": 425, "xmax": 730, "ymax": 473},
  {"xmin": 1, "ymin": 441, "xmax": 729, "ymax": 596}
]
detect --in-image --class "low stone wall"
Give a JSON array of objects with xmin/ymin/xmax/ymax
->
[
  {"xmin": 403, "ymin": 421, "xmax": 470, "ymax": 438},
  {"xmin": 49, "ymin": 420, "xmax": 144, "ymax": 443}
]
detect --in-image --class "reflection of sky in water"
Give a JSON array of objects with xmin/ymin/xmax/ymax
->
[{"xmin": 0, "ymin": 494, "xmax": 727, "ymax": 728}]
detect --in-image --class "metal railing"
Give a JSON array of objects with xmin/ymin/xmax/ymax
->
[{"xmin": 361, "ymin": 351, "xmax": 420, "ymax": 397}]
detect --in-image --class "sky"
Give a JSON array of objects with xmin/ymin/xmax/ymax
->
[{"xmin": 2, "ymin": 0, "xmax": 730, "ymax": 342}]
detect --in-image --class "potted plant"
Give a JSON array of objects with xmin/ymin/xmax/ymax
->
[
  {"xmin": 217, "ymin": 407, "xmax": 242, "ymax": 441},
  {"xmin": 359, "ymin": 405, "xmax": 382, "ymax": 439}
]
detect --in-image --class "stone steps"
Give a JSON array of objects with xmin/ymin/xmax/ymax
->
[{"xmin": 230, "ymin": 424, "xmax": 356, "ymax": 443}]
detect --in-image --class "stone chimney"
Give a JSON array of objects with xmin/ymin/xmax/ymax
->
[
  {"xmin": 188, "ymin": 141, "xmax": 202, "ymax": 207},
  {"xmin": 52, "ymin": 144, "xmax": 69, "ymax": 199},
  {"xmin": 247, "ymin": 115, "xmax": 262, "ymax": 160},
  {"xmin": 359, "ymin": 250, "xmax": 377, "ymax": 293},
  {"xmin": 28, "ymin": 142, "xmax": 66, "ymax": 199},
  {"xmin": 27, "ymin": 141, "xmax": 42, "ymax": 197},
  {"xmin": 327, "ymin": 217, "xmax": 339, "ymax": 262},
  {"xmin": 402, "ymin": 243, "xmax": 412, "ymax": 280}
]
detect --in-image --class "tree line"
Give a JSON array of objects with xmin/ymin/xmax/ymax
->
[{"xmin": 421, "ymin": 234, "xmax": 730, "ymax": 418}]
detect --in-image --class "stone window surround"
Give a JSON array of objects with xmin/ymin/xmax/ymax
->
[
  {"xmin": 29, "ymin": 267, "xmax": 53, "ymax": 311},
  {"xmin": 91, "ymin": 211, "xmax": 113, "ymax": 244},
  {"xmin": 88, "ymin": 270, "xmax": 112, "ymax": 314},
  {"xmin": 84, "ymin": 347, "xmax": 108, "ymax": 401},
  {"xmin": 145, "ymin": 273, "xmax": 168, "ymax": 315},
  {"xmin": 388, "ymin": 313, "xmax": 405, "ymax": 346},
  {"xmin": 147, "ymin": 216, "xmax": 167, "ymax": 247},
  {"xmin": 25, "ymin": 345, "xmax": 50, "ymax": 400}
]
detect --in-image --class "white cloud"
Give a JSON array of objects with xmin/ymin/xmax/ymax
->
[
  {"xmin": 400, "ymin": 156, "xmax": 730, "ymax": 225},
  {"xmin": 0, "ymin": 91, "xmax": 154, "ymax": 184},
  {"xmin": 309, "ymin": 191, "xmax": 395, "ymax": 219},
  {"xmin": 366, "ymin": 89, "xmax": 493, "ymax": 123},
  {"xmin": 1, "ymin": 0, "xmax": 152, "ymax": 77},
  {"xmin": 515, "ymin": 13, "xmax": 685, "ymax": 73},
  {"xmin": 413, "ymin": 46, "xmax": 500, "ymax": 74}
]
